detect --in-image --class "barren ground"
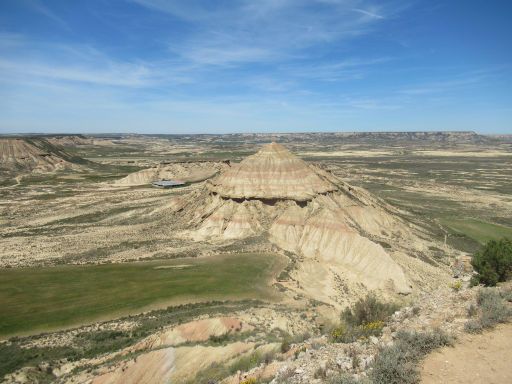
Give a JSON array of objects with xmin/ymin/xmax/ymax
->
[
  {"xmin": 421, "ymin": 322, "xmax": 512, "ymax": 384},
  {"xmin": 1, "ymin": 132, "xmax": 511, "ymax": 383}
]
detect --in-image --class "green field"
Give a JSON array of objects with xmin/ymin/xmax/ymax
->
[
  {"xmin": 440, "ymin": 218, "xmax": 512, "ymax": 245},
  {"xmin": 0, "ymin": 253, "xmax": 286, "ymax": 338}
]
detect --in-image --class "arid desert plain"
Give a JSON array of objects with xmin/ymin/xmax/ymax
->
[{"xmin": 1, "ymin": 132, "xmax": 512, "ymax": 384}]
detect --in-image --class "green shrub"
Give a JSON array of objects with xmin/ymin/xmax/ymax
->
[
  {"xmin": 330, "ymin": 320, "xmax": 385, "ymax": 343},
  {"xmin": 450, "ymin": 280, "xmax": 463, "ymax": 291},
  {"xmin": 370, "ymin": 329, "xmax": 452, "ymax": 384},
  {"xmin": 465, "ymin": 288, "xmax": 512, "ymax": 333},
  {"xmin": 188, "ymin": 361, "xmax": 227, "ymax": 383},
  {"xmin": 208, "ymin": 333, "xmax": 230, "ymax": 344},
  {"xmin": 330, "ymin": 324, "xmax": 347, "ymax": 343},
  {"xmin": 0, "ymin": 343, "xmax": 73, "ymax": 380},
  {"xmin": 330, "ymin": 293, "xmax": 397, "ymax": 343},
  {"xmin": 190, "ymin": 350, "xmax": 274, "ymax": 384},
  {"xmin": 471, "ymin": 238, "xmax": 512, "ymax": 286},
  {"xmin": 280, "ymin": 339, "xmax": 291, "ymax": 353},
  {"xmin": 342, "ymin": 293, "xmax": 398, "ymax": 327}
]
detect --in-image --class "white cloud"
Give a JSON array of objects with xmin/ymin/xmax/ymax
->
[
  {"xmin": 0, "ymin": 38, "xmax": 194, "ymax": 88},
  {"xmin": 132, "ymin": 0, "xmax": 397, "ymax": 66},
  {"xmin": 352, "ymin": 7, "xmax": 385, "ymax": 19},
  {"xmin": 21, "ymin": 0, "xmax": 69, "ymax": 29},
  {"xmin": 398, "ymin": 69, "xmax": 497, "ymax": 95},
  {"xmin": 0, "ymin": 58, "xmax": 154, "ymax": 87}
]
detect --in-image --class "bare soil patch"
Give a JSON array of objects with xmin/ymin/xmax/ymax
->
[{"xmin": 421, "ymin": 322, "xmax": 512, "ymax": 384}]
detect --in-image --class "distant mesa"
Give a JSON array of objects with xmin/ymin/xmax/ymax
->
[
  {"xmin": 47, "ymin": 134, "xmax": 94, "ymax": 147},
  {"xmin": 167, "ymin": 142, "xmax": 452, "ymax": 305},
  {"xmin": 0, "ymin": 138, "xmax": 89, "ymax": 175}
]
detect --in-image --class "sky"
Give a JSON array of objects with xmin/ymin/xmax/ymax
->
[{"xmin": 0, "ymin": 0, "xmax": 511, "ymax": 134}]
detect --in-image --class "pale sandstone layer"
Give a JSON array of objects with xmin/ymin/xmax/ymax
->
[
  {"xmin": 207, "ymin": 142, "xmax": 336, "ymax": 201},
  {"xmin": 167, "ymin": 143, "xmax": 454, "ymax": 305},
  {"xmin": 114, "ymin": 161, "xmax": 227, "ymax": 186}
]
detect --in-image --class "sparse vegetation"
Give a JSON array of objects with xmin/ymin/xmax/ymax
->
[
  {"xmin": 278, "ymin": 331, "xmax": 311, "ymax": 353},
  {"xmin": 313, "ymin": 365, "xmax": 327, "ymax": 379},
  {"xmin": 471, "ymin": 238, "xmax": 512, "ymax": 286},
  {"xmin": 465, "ymin": 287, "xmax": 512, "ymax": 333},
  {"xmin": 3, "ymin": 134, "xmax": 512, "ymax": 383},
  {"xmin": 0, "ymin": 300, "xmax": 262, "ymax": 379},
  {"xmin": 369, "ymin": 329, "xmax": 453, "ymax": 384},
  {"xmin": 450, "ymin": 280, "xmax": 463, "ymax": 291},
  {"xmin": 280, "ymin": 339, "xmax": 291, "ymax": 353},
  {"xmin": 208, "ymin": 333, "xmax": 230, "ymax": 344},
  {"xmin": 190, "ymin": 348, "xmax": 277, "ymax": 384},
  {"xmin": 342, "ymin": 293, "xmax": 399, "ymax": 327},
  {"xmin": 331, "ymin": 293, "xmax": 398, "ymax": 343}
]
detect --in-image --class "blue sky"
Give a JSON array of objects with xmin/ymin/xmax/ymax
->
[{"xmin": 0, "ymin": 0, "xmax": 511, "ymax": 134}]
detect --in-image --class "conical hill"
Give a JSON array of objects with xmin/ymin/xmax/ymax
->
[
  {"xmin": 207, "ymin": 142, "xmax": 336, "ymax": 201},
  {"xmin": 167, "ymin": 142, "xmax": 455, "ymax": 306}
]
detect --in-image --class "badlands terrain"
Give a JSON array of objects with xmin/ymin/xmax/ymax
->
[{"xmin": 0, "ymin": 132, "xmax": 511, "ymax": 383}]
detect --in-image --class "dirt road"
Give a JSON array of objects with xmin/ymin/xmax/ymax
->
[{"xmin": 421, "ymin": 323, "xmax": 512, "ymax": 384}]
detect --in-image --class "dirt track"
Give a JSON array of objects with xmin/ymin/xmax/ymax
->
[{"xmin": 421, "ymin": 323, "xmax": 512, "ymax": 384}]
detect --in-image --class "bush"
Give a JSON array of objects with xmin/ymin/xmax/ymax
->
[
  {"xmin": 229, "ymin": 352, "xmax": 265, "ymax": 374},
  {"xmin": 342, "ymin": 293, "xmax": 398, "ymax": 327},
  {"xmin": 450, "ymin": 280, "xmax": 463, "ymax": 291},
  {"xmin": 280, "ymin": 339, "xmax": 291, "ymax": 353},
  {"xmin": 370, "ymin": 329, "xmax": 452, "ymax": 384},
  {"xmin": 208, "ymin": 333, "xmax": 230, "ymax": 344},
  {"xmin": 313, "ymin": 365, "xmax": 327, "ymax": 379},
  {"xmin": 471, "ymin": 238, "xmax": 512, "ymax": 286},
  {"xmin": 330, "ymin": 321, "xmax": 385, "ymax": 343},
  {"xmin": 331, "ymin": 325, "xmax": 347, "ymax": 343},
  {"xmin": 330, "ymin": 293, "xmax": 397, "ymax": 343},
  {"xmin": 465, "ymin": 288, "xmax": 512, "ymax": 333},
  {"xmin": 279, "ymin": 331, "xmax": 310, "ymax": 353}
]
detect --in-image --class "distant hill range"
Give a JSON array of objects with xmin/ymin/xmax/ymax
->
[
  {"xmin": 320, "ymin": 131, "xmax": 488, "ymax": 143},
  {"xmin": 223, "ymin": 131, "xmax": 495, "ymax": 144},
  {"xmin": 1, "ymin": 131, "xmax": 500, "ymax": 145},
  {"xmin": 47, "ymin": 135, "xmax": 94, "ymax": 147},
  {"xmin": 144, "ymin": 131, "xmax": 499, "ymax": 145}
]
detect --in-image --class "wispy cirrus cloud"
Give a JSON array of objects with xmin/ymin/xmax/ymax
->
[
  {"xmin": 132, "ymin": 0, "xmax": 394, "ymax": 66},
  {"xmin": 282, "ymin": 56, "xmax": 394, "ymax": 81},
  {"xmin": 398, "ymin": 69, "xmax": 500, "ymax": 95},
  {"xmin": 0, "ymin": 58, "xmax": 154, "ymax": 87},
  {"xmin": 352, "ymin": 7, "xmax": 385, "ymax": 19},
  {"xmin": 20, "ymin": 0, "xmax": 69, "ymax": 29},
  {"xmin": 0, "ymin": 35, "xmax": 193, "ymax": 88}
]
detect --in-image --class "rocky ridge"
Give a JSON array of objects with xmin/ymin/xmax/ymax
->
[{"xmin": 0, "ymin": 138, "xmax": 88, "ymax": 175}]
